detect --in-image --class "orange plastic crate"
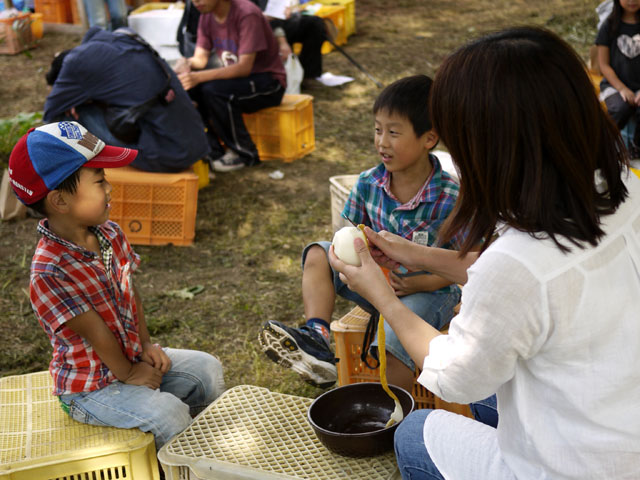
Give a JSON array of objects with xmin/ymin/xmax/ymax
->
[
  {"xmin": 105, "ymin": 166, "xmax": 198, "ymax": 246},
  {"xmin": 331, "ymin": 306, "xmax": 472, "ymax": 416},
  {"xmin": 243, "ymin": 94, "xmax": 315, "ymax": 163},
  {"xmin": 34, "ymin": 0, "xmax": 73, "ymax": 24}
]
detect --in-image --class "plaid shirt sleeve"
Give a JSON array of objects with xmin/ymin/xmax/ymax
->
[{"xmin": 31, "ymin": 261, "xmax": 97, "ymax": 336}]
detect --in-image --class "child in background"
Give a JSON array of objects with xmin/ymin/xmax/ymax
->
[
  {"xmin": 8, "ymin": 122, "xmax": 225, "ymax": 449},
  {"xmin": 596, "ymin": 0, "xmax": 640, "ymax": 155},
  {"xmin": 259, "ymin": 75, "xmax": 464, "ymax": 392}
]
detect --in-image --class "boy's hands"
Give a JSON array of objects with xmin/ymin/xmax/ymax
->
[
  {"xmin": 389, "ymin": 272, "xmax": 453, "ymax": 296},
  {"xmin": 122, "ymin": 361, "xmax": 163, "ymax": 389},
  {"xmin": 141, "ymin": 342, "xmax": 171, "ymax": 374},
  {"xmin": 388, "ymin": 272, "xmax": 424, "ymax": 296}
]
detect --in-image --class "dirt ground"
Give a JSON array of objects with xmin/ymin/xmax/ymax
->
[{"xmin": 0, "ymin": 0, "xmax": 600, "ymax": 398}]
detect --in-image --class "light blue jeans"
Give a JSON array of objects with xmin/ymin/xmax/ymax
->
[
  {"xmin": 59, "ymin": 348, "xmax": 225, "ymax": 448},
  {"xmin": 83, "ymin": 0, "xmax": 127, "ymax": 30},
  {"xmin": 303, "ymin": 241, "xmax": 461, "ymax": 371},
  {"xmin": 394, "ymin": 395, "xmax": 499, "ymax": 479}
]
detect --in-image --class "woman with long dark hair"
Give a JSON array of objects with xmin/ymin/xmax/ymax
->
[{"xmin": 330, "ymin": 27, "xmax": 640, "ymax": 479}]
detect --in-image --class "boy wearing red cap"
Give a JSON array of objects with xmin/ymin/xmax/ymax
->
[{"xmin": 9, "ymin": 121, "xmax": 225, "ymax": 449}]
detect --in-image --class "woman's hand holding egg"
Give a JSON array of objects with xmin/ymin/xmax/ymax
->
[
  {"xmin": 329, "ymin": 226, "xmax": 396, "ymax": 310},
  {"xmin": 332, "ymin": 226, "xmax": 368, "ymax": 266}
]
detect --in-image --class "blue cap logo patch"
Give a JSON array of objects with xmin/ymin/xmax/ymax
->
[{"xmin": 58, "ymin": 121, "xmax": 83, "ymax": 140}]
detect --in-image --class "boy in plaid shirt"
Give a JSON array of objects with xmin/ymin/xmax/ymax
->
[
  {"xmin": 260, "ymin": 76, "xmax": 463, "ymax": 391},
  {"xmin": 8, "ymin": 122, "xmax": 225, "ymax": 448}
]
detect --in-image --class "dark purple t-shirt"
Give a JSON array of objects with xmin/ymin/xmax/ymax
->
[{"xmin": 196, "ymin": 0, "xmax": 286, "ymax": 87}]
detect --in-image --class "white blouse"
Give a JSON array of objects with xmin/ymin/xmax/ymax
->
[{"xmin": 418, "ymin": 172, "xmax": 640, "ymax": 479}]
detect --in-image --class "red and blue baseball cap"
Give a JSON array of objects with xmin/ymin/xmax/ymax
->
[{"xmin": 8, "ymin": 121, "xmax": 138, "ymax": 205}]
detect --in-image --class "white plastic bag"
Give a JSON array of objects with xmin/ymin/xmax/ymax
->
[{"xmin": 284, "ymin": 54, "xmax": 304, "ymax": 95}]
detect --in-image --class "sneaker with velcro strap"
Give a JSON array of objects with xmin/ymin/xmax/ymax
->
[{"xmin": 259, "ymin": 320, "xmax": 338, "ymax": 388}]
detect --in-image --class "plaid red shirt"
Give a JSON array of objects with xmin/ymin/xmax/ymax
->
[{"xmin": 30, "ymin": 220, "xmax": 142, "ymax": 395}]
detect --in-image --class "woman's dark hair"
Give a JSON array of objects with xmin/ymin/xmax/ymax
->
[
  {"xmin": 373, "ymin": 75, "xmax": 433, "ymax": 137},
  {"xmin": 607, "ymin": 0, "xmax": 640, "ymax": 37},
  {"xmin": 28, "ymin": 170, "xmax": 81, "ymax": 216},
  {"xmin": 432, "ymin": 27, "xmax": 628, "ymax": 255}
]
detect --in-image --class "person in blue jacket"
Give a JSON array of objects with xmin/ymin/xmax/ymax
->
[{"xmin": 44, "ymin": 27, "xmax": 210, "ymax": 173}]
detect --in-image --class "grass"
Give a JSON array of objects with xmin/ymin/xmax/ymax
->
[{"xmin": 0, "ymin": 0, "xmax": 601, "ymax": 400}]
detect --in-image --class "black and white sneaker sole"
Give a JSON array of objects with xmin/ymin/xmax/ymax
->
[{"xmin": 259, "ymin": 322, "xmax": 337, "ymax": 388}]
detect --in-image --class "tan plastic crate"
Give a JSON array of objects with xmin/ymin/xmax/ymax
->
[
  {"xmin": 0, "ymin": 13, "xmax": 33, "ymax": 55},
  {"xmin": 329, "ymin": 174, "xmax": 358, "ymax": 233},
  {"xmin": 332, "ymin": 306, "xmax": 472, "ymax": 416},
  {"xmin": 158, "ymin": 385, "xmax": 400, "ymax": 479},
  {"xmin": 0, "ymin": 371, "xmax": 159, "ymax": 480},
  {"xmin": 106, "ymin": 166, "xmax": 199, "ymax": 246}
]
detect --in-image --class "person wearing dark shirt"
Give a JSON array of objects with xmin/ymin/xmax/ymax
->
[
  {"xmin": 174, "ymin": 0, "xmax": 286, "ymax": 172},
  {"xmin": 44, "ymin": 27, "xmax": 210, "ymax": 173}
]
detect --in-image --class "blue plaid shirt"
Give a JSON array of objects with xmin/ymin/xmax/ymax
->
[{"xmin": 342, "ymin": 154, "xmax": 462, "ymax": 293}]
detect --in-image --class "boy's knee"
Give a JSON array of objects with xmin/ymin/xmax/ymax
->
[
  {"xmin": 201, "ymin": 354, "xmax": 225, "ymax": 402},
  {"xmin": 184, "ymin": 351, "xmax": 226, "ymax": 404},
  {"xmin": 151, "ymin": 395, "xmax": 192, "ymax": 448},
  {"xmin": 304, "ymin": 245, "xmax": 329, "ymax": 268}
]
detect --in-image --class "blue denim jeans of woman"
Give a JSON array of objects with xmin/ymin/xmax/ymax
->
[
  {"xmin": 59, "ymin": 348, "xmax": 225, "ymax": 448},
  {"xmin": 394, "ymin": 395, "xmax": 503, "ymax": 479}
]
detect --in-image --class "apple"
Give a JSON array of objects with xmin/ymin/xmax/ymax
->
[{"xmin": 332, "ymin": 226, "xmax": 367, "ymax": 266}]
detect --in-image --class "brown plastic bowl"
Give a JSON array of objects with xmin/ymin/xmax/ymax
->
[{"xmin": 307, "ymin": 382, "xmax": 414, "ymax": 458}]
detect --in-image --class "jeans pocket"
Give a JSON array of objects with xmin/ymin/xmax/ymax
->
[{"xmin": 68, "ymin": 398, "xmax": 109, "ymax": 427}]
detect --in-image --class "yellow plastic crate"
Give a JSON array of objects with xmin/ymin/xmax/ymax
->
[
  {"xmin": 243, "ymin": 94, "xmax": 315, "ymax": 163},
  {"xmin": 130, "ymin": 1, "xmax": 183, "ymax": 15},
  {"xmin": 316, "ymin": 5, "xmax": 347, "ymax": 54},
  {"xmin": 191, "ymin": 158, "xmax": 210, "ymax": 190},
  {"xmin": 332, "ymin": 306, "xmax": 472, "ymax": 416},
  {"xmin": 317, "ymin": 0, "xmax": 355, "ymax": 37},
  {"xmin": 106, "ymin": 166, "xmax": 199, "ymax": 246},
  {"xmin": 0, "ymin": 371, "xmax": 159, "ymax": 480},
  {"xmin": 293, "ymin": 5, "xmax": 348, "ymax": 55},
  {"xmin": 158, "ymin": 385, "xmax": 399, "ymax": 479},
  {"xmin": 329, "ymin": 174, "xmax": 358, "ymax": 233}
]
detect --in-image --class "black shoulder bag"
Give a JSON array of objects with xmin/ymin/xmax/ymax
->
[{"xmin": 103, "ymin": 29, "xmax": 175, "ymax": 144}]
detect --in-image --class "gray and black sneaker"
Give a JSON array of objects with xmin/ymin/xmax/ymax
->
[{"xmin": 259, "ymin": 320, "xmax": 338, "ymax": 388}]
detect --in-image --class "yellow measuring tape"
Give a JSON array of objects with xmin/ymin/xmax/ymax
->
[
  {"xmin": 354, "ymin": 224, "xmax": 402, "ymax": 421},
  {"xmin": 377, "ymin": 314, "xmax": 401, "ymax": 418}
]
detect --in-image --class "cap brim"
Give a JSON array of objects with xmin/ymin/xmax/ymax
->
[{"xmin": 85, "ymin": 144, "xmax": 138, "ymax": 169}]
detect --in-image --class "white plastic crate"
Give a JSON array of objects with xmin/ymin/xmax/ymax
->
[
  {"xmin": 158, "ymin": 385, "xmax": 400, "ymax": 479},
  {"xmin": 329, "ymin": 174, "xmax": 359, "ymax": 233}
]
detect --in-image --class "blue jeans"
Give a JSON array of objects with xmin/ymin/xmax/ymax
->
[
  {"xmin": 394, "ymin": 395, "xmax": 498, "ymax": 479},
  {"xmin": 54, "ymin": 103, "xmax": 134, "ymax": 149},
  {"xmin": 83, "ymin": 0, "xmax": 127, "ymax": 30},
  {"xmin": 303, "ymin": 241, "xmax": 461, "ymax": 371},
  {"xmin": 59, "ymin": 348, "xmax": 225, "ymax": 448}
]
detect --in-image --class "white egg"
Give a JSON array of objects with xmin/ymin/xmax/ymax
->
[{"xmin": 332, "ymin": 226, "xmax": 367, "ymax": 266}]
